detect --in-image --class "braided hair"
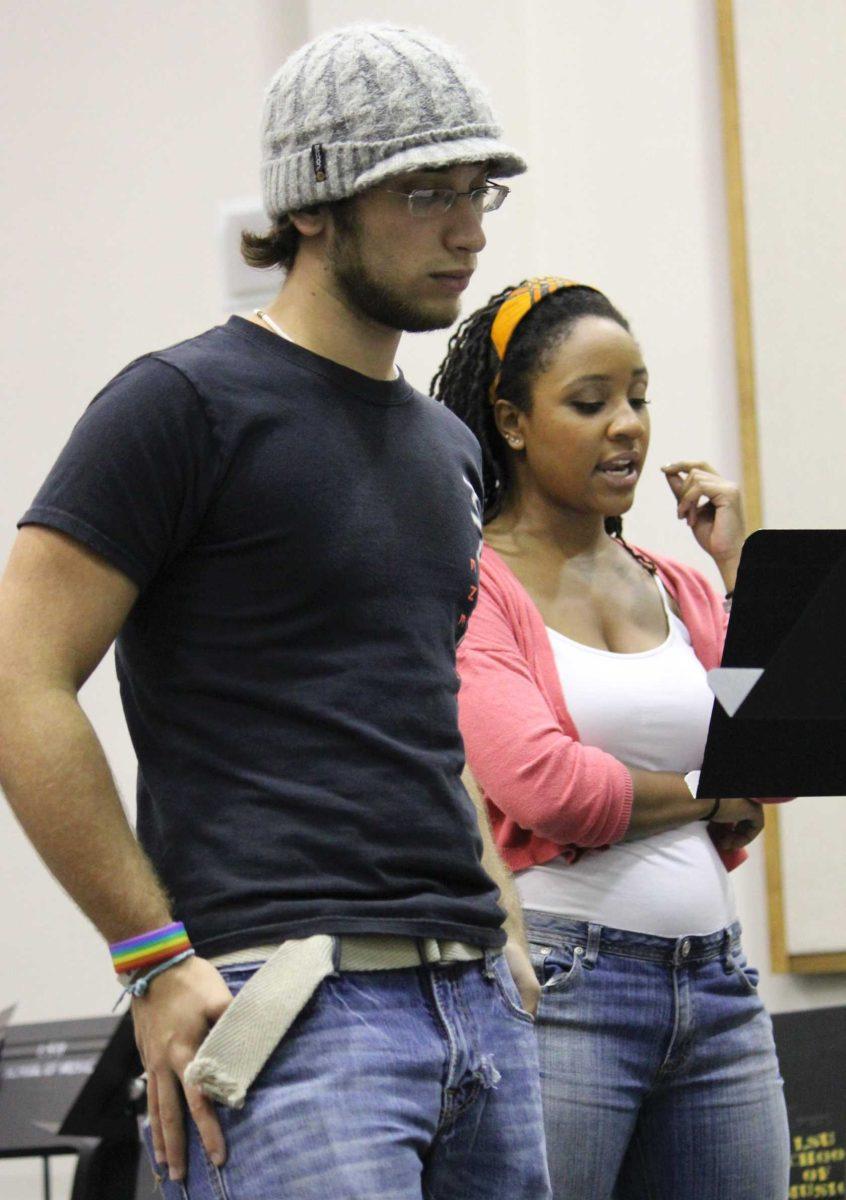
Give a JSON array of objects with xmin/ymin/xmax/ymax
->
[{"xmin": 431, "ymin": 281, "xmax": 657, "ymax": 572}]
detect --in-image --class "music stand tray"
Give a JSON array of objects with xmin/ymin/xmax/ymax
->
[{"xmin": 699, "ymin": 529, "xmax": 846, "ymax": 797}]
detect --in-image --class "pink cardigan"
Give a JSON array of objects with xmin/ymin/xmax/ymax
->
[{"xmin": 457, "ymin": 543, "xmax": 749, "ymax": 873}]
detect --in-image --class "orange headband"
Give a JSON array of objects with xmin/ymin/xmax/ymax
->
[{"xmin": 488, "ymin": 276, "xmax": 585, "ymax": 402}]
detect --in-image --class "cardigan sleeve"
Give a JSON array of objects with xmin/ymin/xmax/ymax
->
[{"xmin": 457, "ymin": 578, "xmax": 633, "ymax": 849}]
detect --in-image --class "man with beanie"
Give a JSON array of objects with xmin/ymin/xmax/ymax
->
[{"xmin": 0, "ymin": 22, "xmax": 551, "ymax": 1200}]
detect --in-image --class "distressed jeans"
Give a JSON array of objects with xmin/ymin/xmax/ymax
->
[
  {"xmin": 141, "ymin": 951, "xmax": 551, "ymax": 1199},
  {"xmin": 524, "ymin": 912, "xmax": 791, "ymax": 1200}
]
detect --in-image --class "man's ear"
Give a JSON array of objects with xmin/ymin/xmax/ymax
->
[{"xmin": 288, "ymin": 206, "xmax": 329, "ymax": 238}]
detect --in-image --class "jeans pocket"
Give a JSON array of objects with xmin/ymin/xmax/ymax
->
[
  {"xmin": 491, "ymin": 953, "xmax": 536, "ymax": 1024},
  {"xmin": 140, "ymin": 1119, "xmax": 190, "ymax": 1200},
  {"xmin": 730, "ymin": 949, "xmax": 760, "ymax": 995},
  {"xmin": 141, "ymin": 1114, "xmax": 230, "ymax": 1200},
  {"xmin": 199, "ymin": 1150, "xmax": 230, "ymax": 1200},
  {"xmin": 529, "ymin": 940, "xmax": 583, "ymax": 994}
]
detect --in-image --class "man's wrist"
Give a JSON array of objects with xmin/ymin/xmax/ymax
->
[
  {"xmin": 123, "ymin": 948, "xmax": 196, "ymax": 1001},
  {"xmin": 110, "ymin": 919, "xmax": 192, "ymax": 977}
]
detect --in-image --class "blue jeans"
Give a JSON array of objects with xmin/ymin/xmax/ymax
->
[
  {"xmin": 524, "ymin": 912, "xmax": 790, "ymax": 1200},
  {"xmin": 141, "ymin": 951, "xmax": 551, "ymax": 1199}
]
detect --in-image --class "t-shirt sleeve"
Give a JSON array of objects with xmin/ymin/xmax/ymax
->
[{"xmin": 18, "ymin": 356, "xmax": 221, "ymax": 590}]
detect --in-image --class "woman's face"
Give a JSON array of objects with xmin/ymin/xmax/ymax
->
[{"xmin": 503, "ymin": 315, "xmax": 650, "ymax": 520}]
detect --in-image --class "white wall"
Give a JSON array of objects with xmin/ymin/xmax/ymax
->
[
  {"xmin": 731, "ymin": 0, "xmax": 846, "ymax": 998},
  {"xmin": 0, "ymin": 6, "xmax": 302, "ymax": 1196},
  {"xmin": 734, "ymin": 0, "xmax": 846, "ymax": 532},
  {"xmin": 1, "ymin": 3, "xmax": 844, "ymax": 1194},
  {"xmin": 0, "ymin": 0, "xmax": 305, "ymax": 1021}
]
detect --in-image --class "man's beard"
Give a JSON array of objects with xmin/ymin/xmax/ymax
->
[{"xmin": 328, "ymin": 214, "xmax": 457, "ymax": 334}]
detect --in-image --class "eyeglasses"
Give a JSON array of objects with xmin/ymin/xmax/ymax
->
[{"xmin": 380, "ymin": 181, "xmax": 510, "ymax": 218}]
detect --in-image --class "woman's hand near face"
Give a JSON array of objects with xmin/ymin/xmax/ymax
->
[{"xmin": 661, "ymin": 461, "xmax": 746, "ymax": 592}]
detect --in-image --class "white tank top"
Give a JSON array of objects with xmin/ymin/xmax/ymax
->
[{"xmin": 516, "ymin": 576, "xmax": 737, "ymax": 936}]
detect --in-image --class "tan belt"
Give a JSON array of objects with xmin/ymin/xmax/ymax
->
[{"xmin": 184, "ymin": 935, "xmax": 484, "ymax": 1109}]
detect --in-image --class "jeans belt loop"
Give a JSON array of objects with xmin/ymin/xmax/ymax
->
[
  {"xmin": 721, "ymin": 926, "xmax": 735, "ymax": 973},
  {"xmin": 482, "ymin": 945, "xmax": 501, "ymax": 974},
  {"xmin": 584, "ymin": 922, "xmax": 602, "ymax": 968}
]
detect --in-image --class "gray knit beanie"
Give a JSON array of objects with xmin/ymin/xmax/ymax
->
[{"xmin": 261, "ymin": 23, "xmax": 527, "ymax": 218}]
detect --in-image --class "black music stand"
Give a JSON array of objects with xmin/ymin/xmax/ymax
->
[
  {"xmin": 59, "ymin": 1012, "xmax": 148, "ymax": 1199},
  {"xmin": 699, "ymin": 529, "xmax": 846, "ymax": 798},
  {"xmin": 0, "ymin": 1011, "xmax": 151, "ymax": 1200}
]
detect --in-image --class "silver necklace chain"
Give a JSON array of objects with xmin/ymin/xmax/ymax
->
[
  {"xmin": 254, "ymin": 308, "xmax": 293, "ymax": 342},
  {"xmin": 253, "ymin": 307, "xmax": 400, "ymax": 381}
]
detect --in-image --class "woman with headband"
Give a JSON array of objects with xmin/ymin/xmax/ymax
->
[{"xmin": 433, "ymin": 279, "xmax": 789, "ymax": 1199}]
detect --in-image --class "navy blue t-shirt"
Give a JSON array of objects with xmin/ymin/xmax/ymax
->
[{"xmin": 20, "ymin": 317, "xmax": 505, "ymax": 956}]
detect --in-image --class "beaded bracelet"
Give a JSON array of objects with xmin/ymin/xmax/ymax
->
[
  {"xmin": 112, "ymin": 948, "xmax": 196, "ymax": 1010},
  {"xmin": 109, "ymin": 920, "xmax": 192, "ymax": 976}
]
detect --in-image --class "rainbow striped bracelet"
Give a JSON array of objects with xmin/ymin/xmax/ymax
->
[{"xmin": 109, "ymin": 921, "xmax": 192, "ymax": 976}]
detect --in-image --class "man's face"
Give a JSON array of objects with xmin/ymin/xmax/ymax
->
[{"xmin": 326, "ymin": 163, "xmax": 489, "ymax": 333}]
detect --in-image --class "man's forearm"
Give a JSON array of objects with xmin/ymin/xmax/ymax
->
[
  {"xmin": 461, "ymin": 767, "xmax": 529, "ymax": 952},
  {"xmin": 0, "ymin": 683, "xmax": 172, "ymax": 943},
  {"xmin": 482, "ymin": 842, "xmax": 529, "ymax": 953}
]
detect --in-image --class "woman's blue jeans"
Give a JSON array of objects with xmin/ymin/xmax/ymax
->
[
  {"xmin": 524, "ymin": 912, "xmax": 790, "ymax": 1200},
  {"xmin": 141, "ymin": 951, "xmax": 551, "ymax": 1199}
]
